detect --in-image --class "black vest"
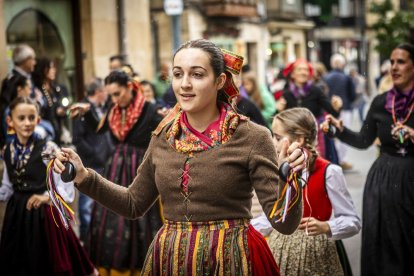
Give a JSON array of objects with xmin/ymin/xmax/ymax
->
[{"xmin": 4, "ymin": 139, "xmax": 47, "ymax": 193}]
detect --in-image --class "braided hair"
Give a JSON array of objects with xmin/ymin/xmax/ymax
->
[{"xmin": 274, "ymin": 107, "xmax": 319, "ymax": 170}]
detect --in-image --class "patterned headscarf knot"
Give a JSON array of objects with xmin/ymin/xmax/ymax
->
[
  {"xmin": 129, "ymin": 79, "xmax": 142, "ymax": 93},
  {"xmin": 221, "ymin": 49, "xmax": 244, "ymax": 101}
]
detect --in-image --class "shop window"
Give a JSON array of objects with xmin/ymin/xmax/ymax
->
[
  {"xmin": 6, "ymin": 8, "xmax": 66, "ymax": 84},
  {"xmin": 7, "ymin": 9, "xmax": 64, "ymax": 60}
]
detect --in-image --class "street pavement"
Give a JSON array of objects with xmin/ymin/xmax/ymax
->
[{"xmin": 341, "ymin": 117, "xmax": 377, "ymax": 276}]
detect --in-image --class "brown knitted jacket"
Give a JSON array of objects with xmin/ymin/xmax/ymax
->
[{"xmin": 77, "ymin": 120, "xmax": 302, "ymax": 234}]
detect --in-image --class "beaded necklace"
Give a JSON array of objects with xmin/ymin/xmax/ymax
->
[
  {"xmin": 42, "ymin": 84, "xmax": 54, "ymax": 107},
  {"xmin": 391, "ymin": 95, "xmax": 414, "ymax": 144}
]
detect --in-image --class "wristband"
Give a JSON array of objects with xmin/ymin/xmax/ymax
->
[{"xmin": 278, "ymin": 161, "xmax": 290, "ymax": 182}]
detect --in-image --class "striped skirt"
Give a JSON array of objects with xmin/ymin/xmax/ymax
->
[{"xmin": 141, "ymin": 219, "xmax": 279, "ymax": 276}]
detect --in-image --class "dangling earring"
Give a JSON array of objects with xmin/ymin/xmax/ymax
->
[{"xmin": 7, "ymin": 125, "xmax": 15, "ymax": 135}]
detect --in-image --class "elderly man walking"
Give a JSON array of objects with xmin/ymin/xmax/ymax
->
[
  {"xmin": 0, "ymin": 44, "xmax": 37, "ymax": 148},
  {"xmin": 325, "ymin": 53, "xmax": 356, "ymax": 170}
]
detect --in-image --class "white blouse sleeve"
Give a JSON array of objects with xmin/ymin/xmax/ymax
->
[
  {"xmin": 251, "ymin": 212, "xmax": 273, "ymax": 237},
  {"xmin": 41, "ymin": 141, "xmax": 75, "ymax": 203},
  {"xmin": 0, "ymin": 161, "xmax": 14, "ymax": 201},
  {"xmin": 325, "ymin": 164, "xmax": 361, "ymax": 240}
]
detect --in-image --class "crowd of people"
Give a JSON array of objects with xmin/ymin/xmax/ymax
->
[{"xmin": 0, "ymin": 38, "xmax": 412, "ymax": 275}]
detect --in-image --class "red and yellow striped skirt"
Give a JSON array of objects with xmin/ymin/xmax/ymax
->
[{"xmin": 141, "ymin": 219, "xmax": 279, "ymax": 276}]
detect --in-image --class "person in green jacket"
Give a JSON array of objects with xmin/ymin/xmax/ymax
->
[
  {"xmin": 153, "ymin": 62, "xmax": 171, "ymax": 99},
  {"xmin": 241, "ymin": 65, "xmax": 276, "ymax": 127}
]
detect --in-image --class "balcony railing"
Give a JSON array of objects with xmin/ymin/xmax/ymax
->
[
  {"xmin": 266, "ymin": 0, "xmax": 305, "ymax": 20},
  {"xmin": 202, "ymin": 0, "xmax": 258, "ymax": 17}
]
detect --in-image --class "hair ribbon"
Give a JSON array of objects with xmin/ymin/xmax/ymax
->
[{"xmin": 221, "ymin": 49, "xmax": 244, "ymax": 100}]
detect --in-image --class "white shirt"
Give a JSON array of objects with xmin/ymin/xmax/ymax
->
[
  {"xmin": 14, "ymin": 66, "xmax": 31, "ymax": 79},
  {"xmin": 251, "ymin": 164, "xmax": 361, "ymax": 240},
  {"xmin": 0, "ymin": 141, "xmax": 75, "ymax": 203}
]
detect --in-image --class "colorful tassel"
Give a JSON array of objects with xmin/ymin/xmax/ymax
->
[{"xmin": 46, "ymin": 159, "xmax": 75, "ymax": 229}]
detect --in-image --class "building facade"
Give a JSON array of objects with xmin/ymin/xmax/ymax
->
[
  {"xmin": 151, "ymin": 0, "xmax": 313, "ymax": 85},
  {"xmin": 0, "ymin": 0, "xmax": 153, "ymax": 100},
  {"xmin": 0, "ymin": 0, "xmax": 325, "ymax": 99}
]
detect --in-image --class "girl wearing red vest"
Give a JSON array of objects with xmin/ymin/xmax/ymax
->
[{"xmin": 253, "ymin": 107, "xmax": 360, "ymax": 275}]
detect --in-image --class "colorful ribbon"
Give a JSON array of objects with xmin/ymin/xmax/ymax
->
[
  {"xmin": 270, "ymin": 172, "xmax": 304, "ymax": 223},
  {"xmin": 270, "ymin": 149, "xmax": 309, "ymax": 224},
  {"xmin": 46, "ymin": 159, "xmax": 75, "ymax": 230}
]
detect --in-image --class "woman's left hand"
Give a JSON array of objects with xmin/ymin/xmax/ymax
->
[
  {"xmin": 288, "ymin": 142, "xmax": 307, "ymax": 172},
  {"xmin": 298, "ymin": 217, "xmax": 331, "ymax": 236},
  {"xmin": 391, "ymin": 123, "xmax": 414, "ymax": 143},
  {"xmin": 26, "ymin": 194, "xmax": 50, "ymax": 210}
]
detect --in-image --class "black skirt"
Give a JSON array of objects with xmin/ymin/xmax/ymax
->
[
  {"xmin": 0, "ymin": 193, "xmax": 95, "ymax": 276},
  {"xmin": 86, "ymin": 143, "xmax": 163, "ymax": 270},
  {"xmin": 361, "ymin": 153, "xmax": 414, "ymax": 276},
  {"xmin": 0, "ymin": 193, "xmax": 50, "ymax": 275}
]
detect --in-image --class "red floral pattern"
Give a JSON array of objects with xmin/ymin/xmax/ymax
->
[
  {"xmin": 166, "ymin": 103, "xmax": 243, "ymax": 155},
  {"xmin": 108, "ymin": 82, "xmax": 146, "ymax": 142}
]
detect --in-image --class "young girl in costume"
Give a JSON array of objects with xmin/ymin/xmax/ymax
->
[
  {"xmin": 253, "ymin": 107, "xmax": 361, "ymax": 275},
  {"xmin": 0, "ymin": 97, "xmax": 97, "ymax": 275},
  {"xmin": 54, "ymin": 39, "xmax": 307, "ymax": 275},
  {"xmin": 1, "ymin": 75, "xmax": 31, "ymax": 143}
]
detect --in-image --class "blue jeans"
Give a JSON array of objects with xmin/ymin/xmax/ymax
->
[{"xmin": 78, "ymin": 192, "xmax": 93, "ymax": 240}]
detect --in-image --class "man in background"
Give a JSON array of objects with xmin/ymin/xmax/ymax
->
[
  {"xmin": 325, "ymin": 54, "xmax": 356, "ymax": 170},
  {"xmin": 109, "ymin": 54, "xmax": 124, "ymax": 72},
  {"xmin": 0, "ymin": 44, "xmax": 36, "ymax": 148}
]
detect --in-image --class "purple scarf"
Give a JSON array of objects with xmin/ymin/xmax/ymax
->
[
  {"xmin": 239, "ymin": 85, "xmax": 249, "ymax": 98},
  {"xmin": 385, "ymin": 86, "xmax": 414, "ymax": 119},
  {"xmin": 289, "ymin": 80, "xmax": 313, "ymax": 99}
]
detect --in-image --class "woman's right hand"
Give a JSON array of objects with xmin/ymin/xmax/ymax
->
[
  {"xmin": 276, "ymin": 97, "xmax": 287, "ymax": 112},
  {"xmin": 331, "ymin": 95, "xmax": 343, "ymax": 112},
  {"xmin": 320, "ymin": 114, "xmax": 344, "ymax": 134},
  {"xmin": 68, "ymin": 103, "xmax": 91, "ymax": 118},
  {"xmin": 53, "ymin": 147, "xmax": 89, "ymax": 184}
]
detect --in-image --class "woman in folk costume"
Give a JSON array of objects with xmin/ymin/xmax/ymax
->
[
  {"xmin": 0, "ymin": 97, "xmax": 97, "ymax": 275},
  {"xmin": 253, "ymin": 108, "xmax": 360, "ymax": 276},
  {"xmin": 55, "ymin": 39, "xmax": 308, "ymax": 275},
  {"xmin": 32, "ymin": 57, "xmax": 69, "ymax": 145},
  {"xmin": 70, "ymin": 71, "xmax": 164, "ymax": 275},
  {"xmin": 277, "ymin": 59, "xmax": 342, "ymax": 164},
  {"xmin": 322, "ymin": 43, "xmax": 414, "ymax": 275}
]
